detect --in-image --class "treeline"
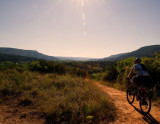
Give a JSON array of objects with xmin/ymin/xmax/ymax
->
[
  {"xmin": 30, "ymin": 60, "xmax": 66, "ymax": 74},
  {"xmin": 0, "ymin": 60, "xmax": 109, "ymax": 78},
  {"xmin": 102, "ymin": 54, "xmax": 160, "ymax": 99},
  {"xmin": 0, "ymin": 61, "xmax": 28, "ymax": 72},
  {"xmin": 65, "ymin": 61, "xmax": 110, "ymax": 78},
  {"xmin": 29, "ymin": 60, "xmax": 108, "ymax": 76},
  {"xmin": 0, "ymin": 60, "xmax": 67, "ymax": 75}
]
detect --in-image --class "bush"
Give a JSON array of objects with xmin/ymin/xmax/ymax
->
[
  {"xmin": 91, "ymin": 73, "xmax": 102, "ymax": 81},
  {"xmin": 102, "ymin": 63, "xmax": 118, "ymax": 82}
]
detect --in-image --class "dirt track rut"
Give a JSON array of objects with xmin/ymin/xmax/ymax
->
[{"xmin": 96, "ymin": 83, "xmax": 160, "ymax": 124}]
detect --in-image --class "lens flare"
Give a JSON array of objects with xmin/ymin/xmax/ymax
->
[
  {"xmin": 81, "ymin": 0, "xmax": 87, "ymax": 36},
  {"xmin": 48, "ymin": 0, "xmax": 105, "ymax": 36}
]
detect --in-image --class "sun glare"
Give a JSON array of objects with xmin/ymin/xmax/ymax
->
[
  {"xmin": 71, "ymin": 0, "xmax": 104, "ymax": 6},
  {"xmin": 47, "ymin": 0, "xmax": 104, "ymax": 36},
  {"xmin": 70, "ymin": 0, "xmax": 90, "ymax": 6}
]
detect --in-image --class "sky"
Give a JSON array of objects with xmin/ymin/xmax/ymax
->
[{"xmin": 0, "ymin": 0, "xmax": 160, "ymax": 58}]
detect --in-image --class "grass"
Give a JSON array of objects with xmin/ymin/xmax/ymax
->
[{"xmin": 0, "ymin": 69, "xmax": 116, "ymax": 123}]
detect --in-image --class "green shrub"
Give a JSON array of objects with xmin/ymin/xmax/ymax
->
[{"xmin": 91, "ymin": 73, "xmax": 101, "ymax": 81}]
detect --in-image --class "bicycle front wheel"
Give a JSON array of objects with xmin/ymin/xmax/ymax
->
[{"xmin": 127, "ymin": 88, "xmax": 135, "ymax": 104}]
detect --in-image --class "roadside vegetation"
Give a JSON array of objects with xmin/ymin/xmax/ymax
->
[
  {"xmin": 101, "ymin": 54, "xmax": 160, "ymax": 100},
  {"xmin": 0, "ymin": 61, "xmax": 116, "ymax": 123}
]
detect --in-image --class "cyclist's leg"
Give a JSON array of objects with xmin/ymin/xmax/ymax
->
[
  {"xmin": 132, "ymin": 75, "xmax": 139, "ymax": 87},
  {"xmin": 132, "ymin": 75, "xmax": 141, "ymax": 100}
]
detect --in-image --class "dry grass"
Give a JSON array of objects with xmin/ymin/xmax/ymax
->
[
  {"xmin": 101, "ymin": 81, "xmax": 127, "ymax": 91},
  {"xmin": 0, "ymin": 70, "xmax": 116, "ymax": 123}
]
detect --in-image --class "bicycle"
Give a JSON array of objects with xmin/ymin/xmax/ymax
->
[{"xmin": 126, "ymin": 78, "xmax": 151, "ymax": 114}]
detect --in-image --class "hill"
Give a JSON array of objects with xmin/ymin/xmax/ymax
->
[
  {"xmin": 1, "ymin": 45, "xmax": 160, "ymax": 62},
  {"xmin": 0, "ymin": 47, "xmax": 58, "ymax": 61},
  {"xmin": 101, "ymin": 45, "xmax": 160, "ymax": 61},
  {"xmin": 0, "ymin": 47, "xmax": 93, "ymax": 61},
  {"xmin": 0, "ymin": 53, "xmax": 38, "ymax": 63}
]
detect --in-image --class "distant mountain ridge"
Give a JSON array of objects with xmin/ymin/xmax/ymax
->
[
  {"xmin": 57, "ymin": 56, "xmax": 92, "ymax": 61},
  {"xmin": 0, "ymin": 45, "xmax": 160, "ymax": 62},
  {"xmin": 0, "ymin": 47, "xmax": 58, "ymax": 61},
  {"xmin": 0, "ymin": 47, "xmax": 93, "ymax": 61},
  {"xmin": 101, "ymin": 45, "xmax": 160, "ymax": 61}
]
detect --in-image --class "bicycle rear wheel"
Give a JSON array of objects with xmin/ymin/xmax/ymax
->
[
  {"xmin": 127, "ymin": 88, "xmax": 135, "ymax": 104},
  {"xmin": 139, "ymin": 92, "xmax": 151, "ymax": 114}
]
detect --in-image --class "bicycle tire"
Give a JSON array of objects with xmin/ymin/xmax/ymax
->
[
  {"xmin": 139, "ymin": 92, "xmax": 151, "ymax": 114},
  {"xmin": 127, "ymin": 88, "xmax": 135, "ymax": 104}
]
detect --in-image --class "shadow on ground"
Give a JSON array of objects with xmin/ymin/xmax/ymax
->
[{"xmin": 132, "ymin": 105, "xmax": 160, "ymax": 124}]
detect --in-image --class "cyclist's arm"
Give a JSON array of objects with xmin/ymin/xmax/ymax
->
[
  {"xmin": 128, "ymin": 69, "xmax": 134, "ymax": 78},
  {"xmin": 128, "ymin": 65, "xmax": 136, "ymax": 78}
]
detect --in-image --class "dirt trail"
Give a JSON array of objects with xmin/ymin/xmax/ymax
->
[
  {"xmin": 96, "ymin": 82, "xmax": 160, "ymax": 124},
  {"xmin": 0, "ymin": 98, "xmax": 45, "ymax": 124}
]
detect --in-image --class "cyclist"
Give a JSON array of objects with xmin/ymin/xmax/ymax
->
[{"xmin": 128, "ymin": 58, "xmax": 149, "ymax": 100}]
